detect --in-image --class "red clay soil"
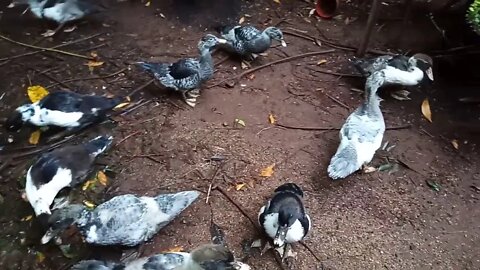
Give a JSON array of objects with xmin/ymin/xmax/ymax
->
[{"xmin": 0, "ymin": 0, "xmax": 479, "ymax": 269}]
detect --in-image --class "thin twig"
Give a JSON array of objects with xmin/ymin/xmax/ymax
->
[
  {"xmin": 119, "ymin": 99, "xmax": 151, "ymax": 116},
  {"xmin": 46, "ymin": 67, "xmax": 128, "ymax": 88},
  {"xmin": 306, "ymin": 66, "xmax": 362, "ymax": 78},
  {"xmin": 0, "ymin": 33, "xmax": 104, "ymax": 62},
  {"xmin": 128, "ymin": 79, "xmax": 155, "ymax": 98},
  {"xmin": 324, "ymin": 92, "xmax": 350, "ymax": 110},
  {"xmin": 299, "ymin": 242, "xmax": 322, "ymax": 263},
  {"xmin": 29, "ymin": 67, "xmax": 72, "ymax": 89},
  {"xmin": 208, "ymin": 49, "xmax": 335, "ymax": 88},
  {"xmin": 0, "ymin": 33, "xmax": 94, "ymax": 60},
  {"xmin": 275, "ymin": 123, "xmax": 412, "ymax": 131},
  {"xmin": 206, "ymin": 163, "xmax": 223, "ymax": 204},
  {"xmin": 116, "ymin": 130, "xmax": 142, "ymax": 146}
]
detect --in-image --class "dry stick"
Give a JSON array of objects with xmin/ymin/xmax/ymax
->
[
  {"xmin": 127, "ymin": 79, "xmax": 155, "ymax": 98},
  {"xmin": 275, "ymin": 122, "xmax": 412, "ymax": 131},
  {"xmin": 206, "ymin": 163, "xmax": 223, "ymax": 204},
  {"xmin": 0, "ymin": 33, "xmax": 94, "ymax": 60},
  {"xmin": 29, "ymin": 66, "xmax": 72, "ymax": 89},
  {"xmin": 299, "ymin": 242, "xmax": 322, "ymax": 263},
  {"xmin": 0, "ymin": 33, "xmax": 103, "ymax": 62},
  {"xmin": 115, "ymin": 130, "xmax": 142, "ymax": 146},
  {"xmin": 46, "ymin": 67, "xmax": 128, "ymax": 88},
  {"xmin": 208, "ymin": 49, "xmax": 335, "ymax": 88},
  {"xmin": 306, "ymin": 66, "xmax": 362, "ymax": 78},
  {"xmin": 324, "ymin": 92, "xmax": 350, "ymax": 110}
]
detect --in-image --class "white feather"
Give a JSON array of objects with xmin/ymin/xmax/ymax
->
[
  {"xmin": 22, "ymin": 103, "xmax": 83, "ymax": 127},
  {"xmin": 383, "ymin": 66, "xmax": 424, "ymax": 86},
  {"xmin": 262, "ymin": 213, "xmax": 306, "ymax": 245},
  {"xmin": 26, "ymin": 166, "xmax": 73, "ymax": 216}
]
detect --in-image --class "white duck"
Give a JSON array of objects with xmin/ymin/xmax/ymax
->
[{"xmin": 327, "ymin": 71, "xmax": 386, "ymax": 180}]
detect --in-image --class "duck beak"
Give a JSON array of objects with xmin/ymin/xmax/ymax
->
[
  {"xmin": 217, "ymin": 38, "xmax": 228, "ymax": 44},
  {"xmin": 280, "ymin": 39, "xmax": 287, "ymax": 47},
  {"xmin": 273, "ymin": 225, "xmax": 288, "ymax": 247},
  {"xmin": 425, "ymin": 67, "xmax": 434, "ymax": 81}
]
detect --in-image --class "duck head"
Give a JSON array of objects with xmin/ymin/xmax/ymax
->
[
  {"xmin": 274, "ymin": 182, "xmax": 304, "ymax": 197},
  {"xmin": 198, "ymin": 34, "xmax": 228, "ymax": 53},
  {"xmin": 409, "ymin": 53, "xmax": 434, "ymax": 82},
  {"xmin": 273, "ymin": 210, "xmax": 295, "ymax": 248},
  {"xmin": 265, "ymin": 27, "xmax": 287, "ymax": 47},
  {"xmin": 5, "ymin": 104, "xmax": 35, "ymax": 131},
  {"xmin": 84, "ymin": 135, "xmax": 114, "ymax": 157},
  {"xmin": 41, "ymin": 204, "xmax": 85, "ymax": 244},
  {"xmin": 192, "ymin": 244, "xmax": 251, "ymax": 270}
]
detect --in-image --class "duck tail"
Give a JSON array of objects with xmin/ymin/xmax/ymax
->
[
  {"xmin": 327, "ymin": 144, "xmax": 359, "ymax": 180},
  {"xmin": 154, "ymin": 190, "xmax": 200, "ymax": 220},
  {"xmin": 85, "ymin": 135, "xmax": 114, "ymax": 157},
  {"xmin": 71, "ymin": 260, "xmax": 123, "ymax": 270},
  {"xmin": 136, "ymin": 61, "xmax": 169, "ymax": 77}
]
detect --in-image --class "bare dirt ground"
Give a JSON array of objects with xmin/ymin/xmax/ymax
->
[{"xmin": 0, "ymin": 0, "xmax": 479, "ymax": 269}]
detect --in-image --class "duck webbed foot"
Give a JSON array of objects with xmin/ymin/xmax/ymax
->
[
  {"xmin": 181, "ymin": 90, "xmax": 199, "ymax": 107},
  {"xmin": 41, "ymin": 23, "xmax": 66, "ymax": 37},
  {"xmin": 362, "ymin": 164, "xmax": 376, "ymax": 174}
]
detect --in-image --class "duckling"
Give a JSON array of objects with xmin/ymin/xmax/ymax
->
[
  {"xmin": 41, "ymin": 190, "xmax": 200, "ymax": 246},
  {"xmin": 216, "ymin": 24, "xmax": 286, "ymax": 60},
  {"xmin": 9, "ymin": 0, "xmax": 106, "ymax": 36},
  {"xmin": 5, "ymin": 91, "xmax": 122, "ymax": 132},
  {"xmin": 71, "ymin": 244, "xmax": 251, "ymax": 270},
  {"xmin": 25, "ymin": 135, "xmax": 113, "ymax": 219},
  {"xmin": 350, "ymin": 53, "xmax": 434, "ymax": 86},
  {"xmin": 258, "ymin": 183, "xmax": 311, "ymax": 259},
  {"xmin": 137, "ymin": 34, "xmax": 227, "ymax": 107},
  {"xmin": 327, "ymin": 71, "xmax": 386, "ymax": 180}
]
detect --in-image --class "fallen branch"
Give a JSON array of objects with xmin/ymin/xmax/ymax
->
[
  {"xmin": 0, "ymin": 33, "xmax": 94, "ymax": 60},
  {"xmin": 208, "ymin": 49, "xmax": 335, "ymax": 88},
  {"xmin": 46, "ymin": 67, "xmax": 128, "ymax": 88},
  {"xmin": 275, "ymin": 123, "xmax": 412, "ymax": 131},
  {"xmin": 127, "ymin": 79, "xmax": 155, "ymax": 98},
  {"xmin": 323, "ymin": 92, "xmax": 350, "ymax": 110},
  {"xmin": 0, "ymin": 33, "xmax": 104, "ymax": 62}
]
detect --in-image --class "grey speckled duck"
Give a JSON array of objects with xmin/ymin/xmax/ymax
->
[
  {"xmin": 71, "ymin": 244, "xmax": 251, "ymax": 270},
  {"xmin": 350, "ymin": 53, "xmax": 434, "ymax": 86},
  {"xmin": 216, "ymin": 25, "xmax": 286, "ymax": 60},
  {"xmin": 327, "ymin": 71, "xmax": 386, "ymax": 180},
  {"xmin": 137, "ymin": 34, "xmax": 227, "ymax": 107},
  {"xmin": 41, "ymin": 190, "xmax": 200, "ymax": 246}
]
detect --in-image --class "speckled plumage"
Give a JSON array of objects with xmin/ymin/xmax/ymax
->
[
  {"xmin": 217, "ymin": 25, "xmax": 286, "ymax": 59},
  {"xmin": 17, "ymin": 0, "xmax": 104, "ymax": 24},
  {"xmin": 71, "ymin": 244, "xmax": 251, "ymax": 270},
  {"xmin": 327, "ymin": 72, "xmax": 386, "ymax": 180},
  {"xmin": 41, "ymin": 191, "xmax": 200, "ymax": 246}
]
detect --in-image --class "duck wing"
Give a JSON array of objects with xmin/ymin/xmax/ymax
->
[
  {"xmin": 234, "ymin": 25, "xmax": 261, "ymax": 41},
  {"xmin": 38, "ymin": 91, "xmax": 84, "ymax": 112},
  {"xmin": 139, "ymin": 59, "xmax": 201, "ymax": 90},
  {"xmin": 79, "ymin": 194, "xmax": 152, "ymax": 246},
  {"xmin": 142, "ymin": 253, "xmax": 189, "ymax": 270},
  {"xmin": 328, "ymin": 109, "xmax": 385, "ymax": 180}
]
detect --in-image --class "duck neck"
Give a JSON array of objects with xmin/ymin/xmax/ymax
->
[
  {"xmin": 363, "ymin": 75, "xmax": 383, "ymax": 113},
  {"xmin": 198, "ymin": 48, "xmax": 214, "ymax": 80}
]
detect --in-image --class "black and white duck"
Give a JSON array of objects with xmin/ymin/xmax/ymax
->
[
  {"xmin": 41, "ymin": 190, "xmax": 200, "ymax": 246},
  {"xmin": 327, "ymin": 71, "xmax": 386, "ymax": 180},
  {"xmin": 137, "ymin": 34, "xmax": 227, "ymax": 107},
  {"xmin": 25, "ymin": 135, "xmax": 113, "ymax": 218},
  {"xmin": 5, "ymin": 91, "xmax": 122, "ymax": 132},
  {"xmin": 9, "ymin": 0, "xmax": 105, "ymax": 36},
  {"xmin": 257, "ymin": 183, "xmax": 311, "ymax": 259},
  {"xmin": 216, "ymin": 24, "xmax": 287, "ymax": 60},
  {"xmin": 350, "ymin": 53, "xmax": 434, "ymax": 86},
  {"xmin": 72, "ymin": 244, "xmax": 251, "ymax": 270}
]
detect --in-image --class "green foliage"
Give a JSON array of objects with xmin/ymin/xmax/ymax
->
[{"xmin": 467, "ymin": 0, "xmax": 480, "ymax": 34}]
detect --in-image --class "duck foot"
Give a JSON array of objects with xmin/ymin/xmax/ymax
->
[
  {"xmin": 41, "ymin": 23, "xmax": 66, "ymax": 37},
  {"xmin": 181, "ymin": 91, "xmax": 197, "ymax": 107},
  {"xmin": 362, "ymin": 164, "xmax": 376, "ymax": 174}
]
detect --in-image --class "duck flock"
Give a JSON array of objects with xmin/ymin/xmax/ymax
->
[{"xmin": 4, "ymin": 1, "xmax": 434, "ymax": 269}]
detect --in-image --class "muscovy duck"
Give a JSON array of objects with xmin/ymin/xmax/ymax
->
[
  {"xmin": 9, "ymin": 0, "xmax": 106, "ymax": 36},
  {"xmin": 25, "ymin": 135, "xmax": 113, "ymax": 218},
  {"xmin": 350, "ymin": 53, "xmax": 434, "ymax": 86},
  {"xmin": 327, "ymin": 71, "xmax": 386, "ymax": 180},
  {"xmin": 71, "ymin": 244, "xmax": 251, "ymax": 270},
  {"xmin": 258, "ymin": 183, "xmax": 311, "ymax": 259},
  {"xmin": 41, "ymin": 190, "xmax": 200, "ymax": 246},
  {"xmin": 216, "ymin": 24, "xmax": 286, "ymax": 60},
  {"xmin": 137, "ymin": 34, "xmax": 227, "ymax": 107},
  {"xmin": 5, "ymin": 90, "xmax": 122, "ymax": 132}
]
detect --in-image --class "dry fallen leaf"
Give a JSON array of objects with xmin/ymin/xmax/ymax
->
[
  {"xmin": 273, "ymin": 0, "xmax": 281, "ymax": 4},
  {"xmin": 21, "ymin": 215, "xmax": 33, "ymax": 222},
  {"xmin": 29, "ymin": 130, "xmax": 41, "ymax": 145},
  {"xmin": 239, "ymin": 16, "xmax": 245, "ymax": 24},
  {"xmin": 268, "ymin": 113, "xmax": 276, "ymax": 124},
  {"xmin": 27, "ymin": 85, "xmax": 49, "ymax": 103},
  {"xmin": 260, "ymin": 164, "xmax": 275, "ymax": 177},
  {"xmin": 235, "ymin": 183, "xmax": 247, "ymax": 191},
  {"xmin": 113, "ymin": 102, "xmax": 130, "ymax": 110},
  {"xmin": 317, "ymin": 59, "xmax": 327, "ymax": 65},
  {"xmin": 90, "ymin": 51, "xmax": 98, "ymax": 58},
  {"xmin": 36, "ymin": 252, "xmax": 46, "ymax": 263},
  {"xmin": 247, "ymin": 74, "xmax": 255, "ymax": 80},
  {"xmin": 451, "ymin": 139, "xmax": 459, "ymax": 150},
  {"xmin": 241, "ymin": 61, "xmax": 249, "ymax": 70},
  {"xmin": 163, "ymin": 246, "xmax": 184, "ymax": 253},
  {"xmin": 83, "ymin": 200, "xmax": 95, "ymax": 209},
  {"xmin": 86, "ymin": 61, "xmax": 104, "ymax": 68},
  {"xmin": 421, "ymin": 98, "xmax": 432, "ymax": 122},
  {"xmin": 82, "ymin": 179, "xmax": 95, "ymax": 191},
  {"xmin": 308, "ymin": 8, "xmax": 316, "ymax": 17},
  {"xmin": 363, "ymin": 166, "xmax": 376, "ymax": 174},
  {"xmin": 234, "ymin": 118, "xmax": 246, "ymax": 127},
  {"xmin": 97, "ymin": 171, "xmax": 108, "ymax": 186},
  {"xmin": 145, "ymin": 0, "xmax": 151, "ymax": 7}
]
